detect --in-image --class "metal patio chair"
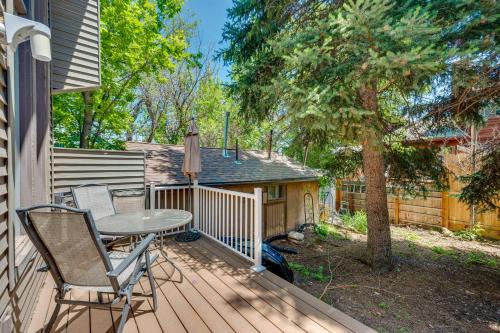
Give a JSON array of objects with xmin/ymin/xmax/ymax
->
[
  {"xmin": 72, "ymin": 183, "xmax": 116, "ymax": 220},
  {"xmin": 111, "ymin": 189, "xmax": 146, "ymax": 214},
  {"xmin": 16, "ymin": 205, "xmax": 158, "ymax": 333},
  {"xmin": 111, "ymin": 189, "xmax": 147, "ymax": 248},
  {"xmin": 72, "ymin": 184, "xmax": 119, "ymax": 244}
]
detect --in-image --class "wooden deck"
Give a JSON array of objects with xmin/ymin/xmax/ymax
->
[{"xmin": 28, "ymin": 236, "xmax": 374, "ymax": 333}]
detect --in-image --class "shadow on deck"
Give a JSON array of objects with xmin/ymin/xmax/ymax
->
[{"xmin": 28, "ymin": 236, "xmax": 374, "ymax": 333}]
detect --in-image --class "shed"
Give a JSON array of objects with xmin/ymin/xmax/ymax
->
[{"xmin": 126, "ymin": 142, "xmax": 321, "ymax": 237}]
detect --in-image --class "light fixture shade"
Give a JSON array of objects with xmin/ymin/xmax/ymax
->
[{"xmin": 30, "ymin": 32, "xmax": 51, "ymax": 62}]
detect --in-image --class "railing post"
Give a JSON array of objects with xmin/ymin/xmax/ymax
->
[
  {"xmin": 251, "ymin": 187, "xmax": 265, "ymax": 272},
  {"xmin": 193, "ymin": 179, "xmax": 200, "ymax": 230},
  {"xmin": 149, "ymin": 182, "xmax": 156, "ymax": 209}
]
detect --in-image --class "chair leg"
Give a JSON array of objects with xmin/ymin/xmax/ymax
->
[
  {"xmin": 146, "ymin": 255, "xmax": 158, "ymax": 311},
  {"xmin": 43, "ymin": 302, "xmax": 61, "ymax": 333},
  {"xmin": 97, "ymin": 292, "xmax": 103, "ymax": 303},
  {"xmin": 116, "ymin": 299, "xmax": 131, "ymax": 333}
]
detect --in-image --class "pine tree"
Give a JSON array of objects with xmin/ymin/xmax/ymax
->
[{"xmin": 223, "ymin": 0, "xmax": 450, "ymax": 271}]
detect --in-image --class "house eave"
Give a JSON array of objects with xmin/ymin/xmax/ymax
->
[{"xmin": 153, "ymin": 176, "xmax": 320, "ymax": 187}]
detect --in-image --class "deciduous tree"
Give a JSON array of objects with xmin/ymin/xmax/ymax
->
[{"xmin": 53, "ymin": 0, "xmax": 188, "ymax": 149}]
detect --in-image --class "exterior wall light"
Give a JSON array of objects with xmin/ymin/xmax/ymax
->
[{"xmin": 0, "ymin": 12, "xmax": 51, "ymax": 62}]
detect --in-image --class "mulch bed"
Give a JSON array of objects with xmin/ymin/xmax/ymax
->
[{"xmin": 273, "ymin": 225, "xmax": 500, "ymax": 333}]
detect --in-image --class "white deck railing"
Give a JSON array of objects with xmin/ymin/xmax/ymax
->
[
  {"xmin": 149, "ymin": 183, "xmax": 264, "ymax": 271},
  {"xmin": 149, "ymin": 185, "xmax": 192, "ymax": 235}
]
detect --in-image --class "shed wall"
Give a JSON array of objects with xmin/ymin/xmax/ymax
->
[{"xmin": 221, "ymin": 180, "xmax": 320, "ymax": 237}]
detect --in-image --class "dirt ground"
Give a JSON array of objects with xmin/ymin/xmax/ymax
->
[{"xmin": 272, "ymin": 224, "xmax": 500, "ymax": 333}]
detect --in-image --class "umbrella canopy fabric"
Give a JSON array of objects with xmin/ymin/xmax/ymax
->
[{"xmin": 182, "ymin": 118, "xmax": 201, "ymax": 179}]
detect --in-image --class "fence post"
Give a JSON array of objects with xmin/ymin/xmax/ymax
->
[
  {"xmin": 394, "ymin": 188, "xmax": 400, "ymax": 224},
  {"xmin": 441, "ymin": 191, "xmax": 449, "ymax": 229},
  {"xmin": 193, "ymin": 179, "xmax": 200, "ymax": 230},
  {"xmin": 335, "ymin": 179, "xmax": 342, "ymax": 212},
  {"xmin": 149, "ymin": 183, "xmax": 156, "ymax": 209},
  {"xmin": 251, "ymin": 187, "xmax": 265, "ymax": 272}
]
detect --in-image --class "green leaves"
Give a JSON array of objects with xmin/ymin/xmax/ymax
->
[
  {"xmin": 54, "ymin": 0, "xmax": 189, "ymax": 149},
  {"xmin": 459, "ymin": 147, "xmax": 500, "ymax": 211}
]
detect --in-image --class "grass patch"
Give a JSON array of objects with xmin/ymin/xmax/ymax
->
[
  {"xmin": 407, "ymin": 241, "xmax": 417, "ymax": 252},
  {"xmin": 404, "ymin": 232, "xmax": 420, "ymax": 242},
  {"xmin": 314, "ymin": 223, "xmax": 345, "ymax": 240},
  {"xmin": 340, "ymin": 211, "xmax": 368, "ymax": 234},
  {"xmin": 431, "ymin": 246, "xmax": 456, "ymax": 257},
  {"xmin": 377, "ymin": 302, "xmax": 388, "ymax": 310},
  {"xmin": 465, "ymin": 252, "xmax": 498, "ymax": 268},
  {"xmin": 289, "ymin": 262, "xmax": 330, "ymax": 282}
]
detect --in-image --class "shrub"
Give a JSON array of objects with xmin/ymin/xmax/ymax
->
[
  {"xmin": 465, "ymin": 252, "xmax": 498, "ymax": 268},
  {"xmin": 454, "ymin": 224, "xmax": 484, "ymax": 241},
  {"xmin": 314, "ymin": 224, "xmax": 329, "ymax": 239},
  {"xmin": 314, "ymin": 223, "xmax": 344, "ymax": 240},
  {"xmin": 341, "ymin": 211, "xmax": 368, "ymax": 234},
  {"xmin": 288, "ymin": 262, "xmax": 330, "ymax": 281}
]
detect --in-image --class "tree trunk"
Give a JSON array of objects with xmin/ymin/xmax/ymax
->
[
  {"xmin": 143, "ymin": 93, "xmax": 158, "ymax": 143},
  {"xmin": 360, "ymin": 85, "xmax": 393, "ymax": 272},
  {"xmin": 80, "ymin": 92, "xmax": 94, "ymax": 148},
  {"xmin": 147, "ymin": 120, "xmax": 157, "ymax": 143},
  {"xmin": 470, "ymin": 123, "xmax": 477, "ymax": 225}
]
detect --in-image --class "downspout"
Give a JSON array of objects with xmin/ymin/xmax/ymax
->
[
  {"xmin": 234, "ymin": 139, "xmax": 241, "ymax": 165},
  {"xmin": 6, "ymin": 0, "xmax": 20, "ymax": 291}
]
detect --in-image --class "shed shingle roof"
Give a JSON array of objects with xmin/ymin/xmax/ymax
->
[{"xmin": 126, "ymin": 142, "xmax": 320, "ymax": 185}]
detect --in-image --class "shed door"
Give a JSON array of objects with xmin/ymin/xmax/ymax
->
[{"xmin": 263, "ymin": 184, "xmax": 287, "ymax": 237}]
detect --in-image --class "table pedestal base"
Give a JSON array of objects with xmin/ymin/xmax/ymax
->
[{"xmin": 158, "ymin": 234, "xmax": 184, "ymax": 281}]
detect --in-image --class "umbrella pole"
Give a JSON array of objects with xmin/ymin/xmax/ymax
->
[
  {"xmin": 175, "ymin": 175, "xmax": 200, "ymax": 243},
  {"xmin": 188, "ymin": 175, "xmax": 192, "ymax": 214}
]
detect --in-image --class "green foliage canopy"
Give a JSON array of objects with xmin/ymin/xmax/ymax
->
[{"xmin": 53, "ymin": 0, "xmax": 188, "ymax": 149}]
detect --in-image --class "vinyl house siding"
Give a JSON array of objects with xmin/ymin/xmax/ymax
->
[
  {"xmin": 0, "ymin": 1, "xmax": 50, "ymax": 331},
  {"xmin": 50, "ymin": 0, "xmax": 100, "ymax": 93},
  {"xmin": 0, "ymin": 0, "xmax": 11, "ymax": 327},
  {"xmin": 0, "ymin": 0, "xmax": 101, "ymax": 330}
]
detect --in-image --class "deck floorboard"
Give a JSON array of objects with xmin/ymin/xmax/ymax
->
[{"xmin": 28, "ymin": 236, "xmax": 374, "ymax": 333}]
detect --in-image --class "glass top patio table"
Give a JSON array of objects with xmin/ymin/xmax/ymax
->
[{"xmin": 95, "ymin": 209, "xmax": 192, "ymax": 236}]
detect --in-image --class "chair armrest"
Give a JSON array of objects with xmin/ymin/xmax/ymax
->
[{"xmin": 107, "ymin": 233, "xmax": 155, "ymax": 278}]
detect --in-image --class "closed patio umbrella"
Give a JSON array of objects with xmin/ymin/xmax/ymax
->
[
  {"xmin": 177, "ymin": 117, "xmax": 201, "ymax": 242},
  {"xmin": 182, "ymin": 117, "xmax": 201, "ymax": 180}
]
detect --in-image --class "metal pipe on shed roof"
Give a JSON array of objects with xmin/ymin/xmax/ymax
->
[
  {"xmin": 268, "ymin": 129, "xmax": 273, "ymax": 160},
  {"xmin": 223, "ymin": 111, "xmax": 230, "ymax": 157}
]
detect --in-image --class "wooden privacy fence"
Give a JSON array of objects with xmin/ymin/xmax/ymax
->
[{"xmin": 337, "ymin": 180, "xmax": 500, "ymax": 239}]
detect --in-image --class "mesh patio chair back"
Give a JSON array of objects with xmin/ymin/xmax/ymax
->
[
  {"xmin": 25, "ymin": 209, "xmax": 113, "ymax": 288},
  {"xmin": 72, "ymin": 184, "xmax": 116, "ymax": 220},
  {"xmin": 112, "ymin": 189, "xmax": 146, "ymax": 213}
]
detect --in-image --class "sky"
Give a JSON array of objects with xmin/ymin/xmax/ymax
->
[{"xmin": 183, "ymin": 0, "xmax": 233, "ymax": 82}]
